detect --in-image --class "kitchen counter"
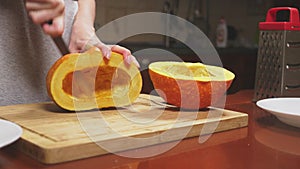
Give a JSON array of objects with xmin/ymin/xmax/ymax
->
[{"xmin": 1, "ymin": 90, "xmax": 300, "ymax": 169}]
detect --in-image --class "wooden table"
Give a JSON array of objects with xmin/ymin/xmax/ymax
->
[{"xmin": 1, "ymin": 90, "xmax": 300, "ymax": 169}]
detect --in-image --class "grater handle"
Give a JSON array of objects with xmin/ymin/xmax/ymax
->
[
  {"xmin": 260, "ymin": 7, "xmax": 300, "ymax": 30},
  {"xmin": 266, "ymin": 7, "xmax": 300, "ymax": 23}
]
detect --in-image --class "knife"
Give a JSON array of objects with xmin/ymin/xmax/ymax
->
[
  {"xmin": 52, "ymin": 36, "xmax": 70, "ymax": 55},
  {"xmin": 44, "ymin": 20, "xmax": 70, "ymax": 55}
]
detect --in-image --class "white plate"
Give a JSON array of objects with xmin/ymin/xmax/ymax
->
[
  {"xmin": 0, "ymin": 119, "xmax": 22, "ymax": 148},
  {"xmin": 256, "ymin": 98, "xmax": 300, "ymax": 128}
]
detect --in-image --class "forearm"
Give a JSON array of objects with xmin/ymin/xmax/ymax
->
[
  {"xmin": 76, "ymin": 0, "xmax": 96, "ymax": 29},
  {"xmin": 69, "ymin": 0, "xmax": 96, "ymax": 52}
]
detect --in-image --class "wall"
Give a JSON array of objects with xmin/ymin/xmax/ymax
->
[
  {"xmin": 95, "ymin": 0, "xmax": 166, "ymax": 27},
  {"xmin": 95, "ymin": 0, "xmax": 167, "ymax": 44},
  {"xmin": 206, "ymin": 0, "xmax": 272, "ymax": 47},
  {"xmin": 94, "ymin": 0, "xmax": 273, "ymax": 46}
]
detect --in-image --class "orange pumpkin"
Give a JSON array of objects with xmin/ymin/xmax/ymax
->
[
  {"xmin": 149, "ymin": 62, "xmax": 235, "ymax": 109},
  {"xmin": 47, "ymin": 47, "xmax": 142, "ymax": 111}
]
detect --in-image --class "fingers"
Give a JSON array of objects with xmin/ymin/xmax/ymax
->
[
  {"xmin": 110, "ymin": 45, "xmax": 140, "ymax": 68},
  {"xmin": 93, "ymin": 44, "xmax": 140, "ymax": 68},
  {"xmin": 110, "ymin": 45, "xmax": 131, "ymax": 58},
  {"xmin": 95, "ymin": 43, "xmax": 111, "ymax": 59},
  {"xmin": 26, "ymin": 1, "xmax": 57, "ymax": 11},
  {"xmin": 125, "ymin": 55, "xmax": 141, "ymax": 68},
  {"xmin": 28, "ymin": 6, "xmax": 64, "ymax": 25},
  {"xmin": 42, "ymin": 15, "xmax": 64, "ymax": 37},
  {"xmin": 25, "ymin": 0, "xmax": 65, "ymax": 37},
  {"xmin": 69, "ymin": 32, "xmax": 140, "ymax": 68},
  {"xmin": 26, "ymin": 0, "xmax": 64, "ymax": 24}
]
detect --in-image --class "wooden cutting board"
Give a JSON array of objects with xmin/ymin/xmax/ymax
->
[{"xmin": 0, "ymin": 94, "xmax": 248, "ymax": 164}]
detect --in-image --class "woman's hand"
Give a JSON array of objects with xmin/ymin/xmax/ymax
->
[
  {"xmin": 109, "ymin": 45, "xmax": 140, "ymax": 68},
  {"xmin": 69, "ymin": 24, "xmax": 140, "ymax": 68},
  {"xmin": 69, "ymin": 0, "xmax": 140, "ymax": 67},
  {"xmin": 25, "ymin": 0, "xmax": 65, "ymax": 37}
]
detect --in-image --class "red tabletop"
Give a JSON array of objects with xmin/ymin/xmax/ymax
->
[{"xmin": 1, "ymin": 90, "xmax": 300, "ymax": 169}]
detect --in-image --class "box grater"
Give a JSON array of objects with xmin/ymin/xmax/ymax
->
[{"xmin": 254, "ymin": 7, "xmax": 300, "ymax": 101}]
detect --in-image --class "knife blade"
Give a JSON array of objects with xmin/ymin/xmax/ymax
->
[{"xmin": 52, "ymin": 36, "xmax": 69, "ymax": 55}]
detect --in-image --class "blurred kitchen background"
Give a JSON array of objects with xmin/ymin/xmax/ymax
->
[{"xmin": 93, "ymin": 0, "xmax": 300, "ymax": 94}]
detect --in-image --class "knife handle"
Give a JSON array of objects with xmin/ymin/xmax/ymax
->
[{"xmin": 44, "ymin": 20, "xmax": 70, "ymax": 55}]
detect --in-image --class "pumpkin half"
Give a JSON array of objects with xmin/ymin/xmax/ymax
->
[
  {"xmin": 46, "ymin": 47, "xmax": 142, "ymax": 111},
  {"xmin": 149, "ymin": 62, "xmax": 235, "ymax": 109}
]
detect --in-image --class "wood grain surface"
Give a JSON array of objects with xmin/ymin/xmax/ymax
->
[{"xmin": 0, "ymin": 94, "xmax": 248, "ymax": 164}]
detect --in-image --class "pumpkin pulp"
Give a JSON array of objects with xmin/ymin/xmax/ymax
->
[{"xmin": 62, "ymin": 66, "xmax": 131, "ymax": 99}]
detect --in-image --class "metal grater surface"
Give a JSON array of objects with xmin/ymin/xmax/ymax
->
[
  {"xmin": 253, "ymin": 7, "xmax": 300, "ymax": 101},
  {"xmin": 254, "ymin": 30, "xmax": 285, "ymax": 100}
]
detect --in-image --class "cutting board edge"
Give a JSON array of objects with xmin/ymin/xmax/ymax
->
[
  {"xmin": 17, "ymin": 112, "xmax": 248, "ymax": 164},
  {"xmin": 16, "ymin": 137, "xmax": 108, "ymax": 164}
]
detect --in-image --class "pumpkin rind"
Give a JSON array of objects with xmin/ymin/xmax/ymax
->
[
  {"xmin": 46, "ymin": 47, "xmax": 142, "ymax": 111},
  {"xmin": 149, "ymin": 62, "xmax": 234, "ymax": 109}
]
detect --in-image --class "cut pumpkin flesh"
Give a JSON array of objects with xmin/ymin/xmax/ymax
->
[
  {"xmin": 149, "ymin": 62, "xmax": 235, "ymax": 109},
  {"xmin": 47, "ymin": 47, "xmax": 142, "ymax": 111}
]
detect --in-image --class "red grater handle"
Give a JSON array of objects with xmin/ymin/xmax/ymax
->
[{"xmin": 259, "ymin": 7, "xmax": 300, "ymax": 31}]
